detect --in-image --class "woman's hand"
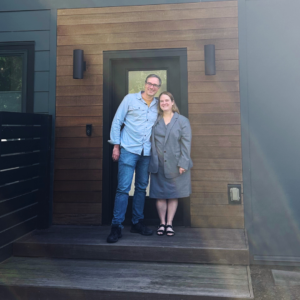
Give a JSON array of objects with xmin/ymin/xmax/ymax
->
[{"xmin": 179, "ymin": 167, "xmax": 186, "ymax": 175}]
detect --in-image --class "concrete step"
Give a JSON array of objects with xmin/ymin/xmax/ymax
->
[
  {"xmin": 0, "ymin": 257, "xmax": 254, "ymax": 300},
  {"xmin": 13, "ymin": 225, "xmax": 249, "ymax": 265}
]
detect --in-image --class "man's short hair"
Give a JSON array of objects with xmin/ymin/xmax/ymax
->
[{"xmin": 145, "ymin": 74, "xmax": 162, "ymax": 86}]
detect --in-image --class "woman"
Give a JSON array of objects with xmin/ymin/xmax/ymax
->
[{"xmin": 149, "ymin": 92, "xmax": 193, "ymax": 236}]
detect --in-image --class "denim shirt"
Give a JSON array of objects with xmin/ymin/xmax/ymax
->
[{"xmin": 108, "ymin": 91, "xmax": 158, "ymax": 156}]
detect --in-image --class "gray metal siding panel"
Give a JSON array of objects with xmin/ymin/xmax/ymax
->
[
  {"xmin": 35, "ymin": 51, "xmax": 50, "ymax": 71},
  {"xmin": 34, "ymin": 92, "xmax": 49, "ymax": 113},
  {"xmin": 241, "ymin": 0, "xmax": 300, "ymax": 260},
  {"xmin": 0, "ymin": 10, "xmax": 50, "ymax": 31},
  {"xmin": 34, "ymin": 72, "xmax": 49, "ymax": 92},
  {"xmin": 0, "ymin": 31, "xmax": 50, "ymax": 51}
]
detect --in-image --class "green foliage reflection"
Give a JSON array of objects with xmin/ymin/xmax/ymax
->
[{"xmin": 128, "ymin": 70, "xmax": 167, "ymax": 96}]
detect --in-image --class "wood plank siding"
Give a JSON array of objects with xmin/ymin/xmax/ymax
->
[{"xmin": 55, "ymin": 0, "xmax": 243, "ymax": 228}]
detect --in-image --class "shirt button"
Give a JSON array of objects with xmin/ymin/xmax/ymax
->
[
  {"xmin": 164, "ymin": 160, "xmax": 167, "ymax": 162},
  {"xmin": 164, "ymin": 151, "xmax": 166, "ymax": 153}
]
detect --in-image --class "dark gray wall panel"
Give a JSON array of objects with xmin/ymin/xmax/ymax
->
[
  {"xmin": 0, "ymin": 31, "xmax": 50, "ymax": 51},
  {"xmin": 34, "ymin": 72, "xmax": 49, "ymax": 92},
  {"xmin": 34, "ymin": 92, "xmax": 49, "ymax": 113},
  {"xmin": 0, "ymin": 10, "xmax": 50, "ymax": 31},
  {"xmin": 35, "ymin": 51, "xmax": 50, "ymax": 71},
  {"xmin": 241, "ymin": 0, "xmax": 300, "ymax": 260},
  {"xmin": 0, "ymin": 0, "xmax": 230, "ymax": 11}
]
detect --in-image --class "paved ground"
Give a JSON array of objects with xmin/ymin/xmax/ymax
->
[{"xmin": 251, "ymin": 265, "xmax": 300, "ymax": 300}]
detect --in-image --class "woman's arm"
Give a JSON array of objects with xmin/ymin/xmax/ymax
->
[{"xmin": 177, "ymin": 117, "xmax": 192, "ymax": 171}]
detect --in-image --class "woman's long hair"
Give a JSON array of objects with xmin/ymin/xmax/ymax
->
[{"xmin": 158, "ymin": 91, "xmax": 180, "ymax": 115}]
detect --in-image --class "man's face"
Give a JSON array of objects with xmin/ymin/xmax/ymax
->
[{"xmin": 144, "ymin": 77, "xmax": 161, "ymax": 98}]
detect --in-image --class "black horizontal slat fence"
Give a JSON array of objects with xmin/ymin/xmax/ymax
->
[{"xmin": 0, "ymin": 112, "xmax": 52, "ymax": 262}]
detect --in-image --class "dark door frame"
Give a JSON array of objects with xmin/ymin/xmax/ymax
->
[{"xmin": 102, "ymin": 48, "xmax": 189, "ymax": 226}]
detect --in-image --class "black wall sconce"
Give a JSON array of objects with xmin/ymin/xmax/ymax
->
[
  {"xmin": 73, "ymin": 49, "xmax": 86, "ymax": 79},
  {"xmin": 204, "ymin": 44, "xmax": 216, "ymax": 75}
]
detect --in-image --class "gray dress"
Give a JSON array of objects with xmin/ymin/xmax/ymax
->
[{"xmin": 149, "ymin": 117, "xmax": 192, "ymax": 199}]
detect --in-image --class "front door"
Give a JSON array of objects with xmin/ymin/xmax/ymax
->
[{"xmin": 102, "ymin": 49, "xmax": 189, "ymax": 226}]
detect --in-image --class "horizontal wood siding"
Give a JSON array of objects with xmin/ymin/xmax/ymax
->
[{"xmin": 56, "ymin": 0, "xmax": 243, "ymax": 228}]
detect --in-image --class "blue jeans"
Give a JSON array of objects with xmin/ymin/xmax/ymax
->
[{"xmin": 112, "ymin": 148, "xmax": 151, "ymax": 226}]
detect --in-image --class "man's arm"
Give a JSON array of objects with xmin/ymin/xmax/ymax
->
[{"xmin": 108, "ymin": 96, "xmax": 129, "ymax": 161}]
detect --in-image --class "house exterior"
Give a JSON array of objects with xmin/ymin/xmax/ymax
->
[{"xmin": 0, "ymin": 0, "xmax": 300, "ymax": 265}]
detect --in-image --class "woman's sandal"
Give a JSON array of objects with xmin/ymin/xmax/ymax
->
[
  {"xmin": 156, "ymin": 224, "xmax": 166, "ymax": 236},
  {"xmin": 166, "ymin": 225, "xmax": 175, "ymax": 237}
]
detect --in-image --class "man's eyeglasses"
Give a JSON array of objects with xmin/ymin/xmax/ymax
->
[{"xmin": 145, "ymin": 82, "xmax": 161, "ymax": 89}]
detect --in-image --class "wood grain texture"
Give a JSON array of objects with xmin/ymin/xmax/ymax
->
[
  {"xmin": 54, "ymin": 181, "xmax": 102, "ymax": 192},
  {"xmin": 53, "ymin": 214, "xmax": 101, "ymax": 225},
  {"xmin": 57, "ymin": 28, "xmax": 238, "ymax": 46},
  {"xmin": 55, "ymin": 137, "xmax": 103, "ymax": 148},
  {"xmin": 55, "ymin": 170, "xmax": 102, "ymax": 181},
  {"xmin": 189, "ymin": 113, "xmax": 240, "ymax": 125},
  {"xmin": 57, "ymin": 65, "xmax": 102, "ymax": 76},
  {"xmin": 188, "ymin": 92, "xmax": 240, "ymax": 103},
  {"xmin": 54, "ymin": 1, "xmax": 242, "ymax": 227},
  {"xmin": 191, "ymin": 181, "xmax": 242, "ymax": 193},
  {"xmin": 56, "ymin": 117, "xmax": 103, "ymax": 127},
  {"xmin": 56, "ymin": 96, "xmax": 103, "ymax": 106},
  {"xmin": 57, "ymin": 39, "xmax": 239, "ymax": 56},
  {"xmin": 192, "ymin": 136, "xmax": 241, "ymax": 147},
  {"xmin": 55, "ymin": 159, "xmax": 102, "ymax": 169},
  {"xmin": 188, "ymin": 71, "xmax": 239, "ymax": 82},
  {"xmin": 58, "ymin": 18, "xmax": 238, "ymax": 36},
  {"xmin": 53, "ymin": 192, "xmax": 102, "ymax": 203},
  {"xmin": 191, "ymin": 147, "xmax": 242, "ymax": 159},
  {"xmin": 57, "ymin": 75, "xmax": 103, "ymax": 86},
  {"xmin": 57, "ymin": 7, "xmax": 238, "ymax": 26},
  {"xmin": 191, "ymin": 216, "xmax": 244, "ymax": 228},
  {"xmin": 56, "ymin": 106, "xmax": 102, "ymax": 117},
  {"xmin": 191, "ymin": 170, "xmax": 242, "ymax": 181},
  {"xmin": 57, "ymin": 55, "xmax": 102, "ymax": 66},
  {"xmin": 192, "ymin": 159, "xmax": 242, "ymax": 170},
  {"xmin": 188, "ymin": 60, "xmax": 239, "ymax": 72},
  {"xmin": 191, "ymin": 125, "xmax": 241, "ymax": 136},
  {"xmin": 188, "ymin": 49, "xmax": 239, "ymax": 61},
  {"xmin": 191, "ymin": 204, "xmax": 244, "ymax": 217},
  {"xmin": 56, "ymin": 85, "xmax": 102, "ymax": 97},
  {"xmin": 189, "ymin": 103, "xmax": 240, "ymax": 113},
  {"xmin": 53, "ymin": 203, "xmax": 102, "ymax": 214},
  {"xmin": 55, "ymin": 148, "xmax": 103, "ymax": 159},
  {"xmin": 58, "ymin": 2, "xmax": 238, "ymax": 16},
  {"xmin": 189, "ymin": 81, "xmax": 239, "ymax": 93},
  {"xmin": 190, "ymin": 193, "xmax": 229, "ymax": 205},
  {"xmin": 56, "ymin": 126, "xmax": 103, "ymax": 137}
]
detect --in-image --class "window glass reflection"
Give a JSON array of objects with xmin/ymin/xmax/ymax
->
[{"xmin": 0, "ymin": 56, "xmax": 23, "ymax": 112}]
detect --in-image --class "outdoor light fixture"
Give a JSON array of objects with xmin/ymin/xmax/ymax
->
[
  {"xmin": 228, "ymin": 184, "xmax": 242, "ymax": 205},
  {"xmin": 204, "ymin": 44, "xmax": 216, "ymax": 75},
  {"xmin": 73, "ymin": 49, "xmax": 86, "ymax": 79}
]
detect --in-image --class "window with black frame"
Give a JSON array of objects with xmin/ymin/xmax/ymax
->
[{"xmin": 0, "ymin": 42, "xmax": 34, "ymax": 113}]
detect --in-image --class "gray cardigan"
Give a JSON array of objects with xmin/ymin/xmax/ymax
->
[{"xmin": 148, "ymin": 112, "xmax": 193, "ymax": 179}]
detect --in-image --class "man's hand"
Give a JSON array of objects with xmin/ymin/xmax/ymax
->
[
  {"xmin": 179, "ymin": 167, "xmax": 186, "ymax": 175},
  {"xmin": 112, "ymin": 145, "xmax": 120, "ymax": 162}
]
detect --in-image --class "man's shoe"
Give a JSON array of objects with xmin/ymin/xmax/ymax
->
[
  {"xmin": 130, "ymin": 220, "xmax": 153, "ymax": 236},
  {"xmin": 107, "ymin": 225, "xmax": 122, "ymax": 243}
]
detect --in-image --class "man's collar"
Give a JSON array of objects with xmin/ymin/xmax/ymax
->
[{"xmin": 138, "ymin": 91, "xmax": 158, "ymax": 104}]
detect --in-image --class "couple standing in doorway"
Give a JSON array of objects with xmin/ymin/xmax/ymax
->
[{"xmin": 107, "ymin": 74, "xmax": 193, "ymax": 243}]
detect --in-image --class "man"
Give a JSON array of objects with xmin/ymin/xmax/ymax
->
[{"xmin": 107, "ymin": 74, "xmax": 162, "ymax": 243}]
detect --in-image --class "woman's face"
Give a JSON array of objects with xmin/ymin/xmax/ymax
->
[{"xmin": 160, "ymin": 94, "xmax": 174, "ymax": 113}]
